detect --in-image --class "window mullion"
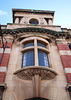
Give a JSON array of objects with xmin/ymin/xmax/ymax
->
[{"xmin": 34, "ymin": 39, "xmax": 38, "ymax": 66}]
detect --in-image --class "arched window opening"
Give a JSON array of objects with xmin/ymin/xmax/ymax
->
[
  {"xmin": 22, "ymin": 37, "xmax": 49, "ymax": 68},
  {"xmin": 29, "ymin": 19, "xmax": 39, "ymax": 25}
]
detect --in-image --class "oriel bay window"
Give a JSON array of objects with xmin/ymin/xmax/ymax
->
[
  {"xmin": 21, "ymin": 36, "xmax": 50, "ymax": 68},
  {"xmin": 14, "ymin": 36, "xmax": 58, "ymax": 98}
]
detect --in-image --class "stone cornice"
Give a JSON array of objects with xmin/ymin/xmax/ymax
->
[{"xmin": 1, "ymin": 27, "xmax": 70, "ymax": 38}]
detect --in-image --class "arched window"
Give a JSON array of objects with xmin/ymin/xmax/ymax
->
[
  {"xmin": 29, "ymin": 19, "xmax": 39, "ymax": 25},
  {"xmin": 21, "ymin": 37, "xmax": 49, "ymax": 68}
]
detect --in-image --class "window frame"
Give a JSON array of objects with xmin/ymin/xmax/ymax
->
[{"xmin": 21, "ymin": 36, "xmax": 50, "ymax": 68}]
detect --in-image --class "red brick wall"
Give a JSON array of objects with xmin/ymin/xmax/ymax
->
[
  {"xmin": 0, "ymin": 72, "xmax": 6, "ymax": 82},
  {"xmin": 0, "ymin": 53, "xmax": 10, "ymax": 67},
  {"xmin": 0, "ymin": 42, "xmax": 12, "ymax": 48},
  {"xmin": 0, "ymin": 42, "xmax": 12, "ymax": 83},
  {"xmin": 57, "ymin": 44, "xmax": 71, "ymax": 84},
  {"xmin": 60, "ymin": 55, "xmax": 71, "ymax": 68},
  {"xmin": 66, "ymin": 73, "xmax": 71, "ymax": 83},
  {"xmin": 57, "ymin": 44, "xmax": 70, "ymax": 50}
]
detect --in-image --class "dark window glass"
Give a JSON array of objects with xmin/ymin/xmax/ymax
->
[
  {"xmin": 37, "ymin": 42, "xmax": 46, "ymax": 48},
  {"xmin": 24, "ymin": 42, "xmax": 34, "ymax": 48},
  {"xmin": 29, "ymin": 19, "xmax": 39, "ymax": 25},
  {"xmin": 22, "ymin": 50, "xmax": 34, "ymax": 67},
  {"xmin": 38, "ymin": 50, "xmax": 49, "ymax": 67}
]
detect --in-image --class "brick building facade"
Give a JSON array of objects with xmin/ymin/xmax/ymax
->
[{"xmin": 0, "ymin": 9, "xmax": 71, "ymax": 100}]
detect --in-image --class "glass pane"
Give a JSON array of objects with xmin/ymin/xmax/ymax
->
[
  {"xmin": 22, "ymin": 50, "xmax": 34, "ymax": 67},
  {"xmin": 38, "ymin": 50, "xmax": 49, "ymax": 67},
  {"xmin": 37, "ymin": 42, "xmax": 46, "ymax": 48},
  {"xmin": 24, "ymin": 42, "xmax": 34, "ymax": 48}
]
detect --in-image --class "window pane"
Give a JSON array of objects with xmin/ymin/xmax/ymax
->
[
  {"xmin": 37, "ymin": 42, "xmax": 46, "ymax": 48},
  {"xmin": 24, "ymin": 42, "xmax": 34, "ymax": 48},
  {"xmin": 38, "ymin": 50, "xmax": 49, "ymax": 67},
  {"xmin": 22, "ymin": 50, "xmax": 34, "ymax": 67}
]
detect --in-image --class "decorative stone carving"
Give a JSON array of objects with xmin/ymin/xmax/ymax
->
[{"xmin": 14, "ymin": 66, "xmax": 58, "ymax": 80}]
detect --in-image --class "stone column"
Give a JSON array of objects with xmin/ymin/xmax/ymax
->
[
  {"xmin": 49, "ymin": 19, "xmax": 52, "ymax": 25},
  {"xmin": 15, "ymin": 17, "xmax": 19, "ymax": 23},
  {"xmin": 34, "ymin": 39, "xmax": 38, "ymax": 66},
  {"xmin": 32, "ymin": 75, "xmax": 41, "ymax": 97}
]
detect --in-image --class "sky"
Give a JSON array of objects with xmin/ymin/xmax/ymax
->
[{"xmin": 0, "ymin": 0, "xmax": 71, "ymax": 28}]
